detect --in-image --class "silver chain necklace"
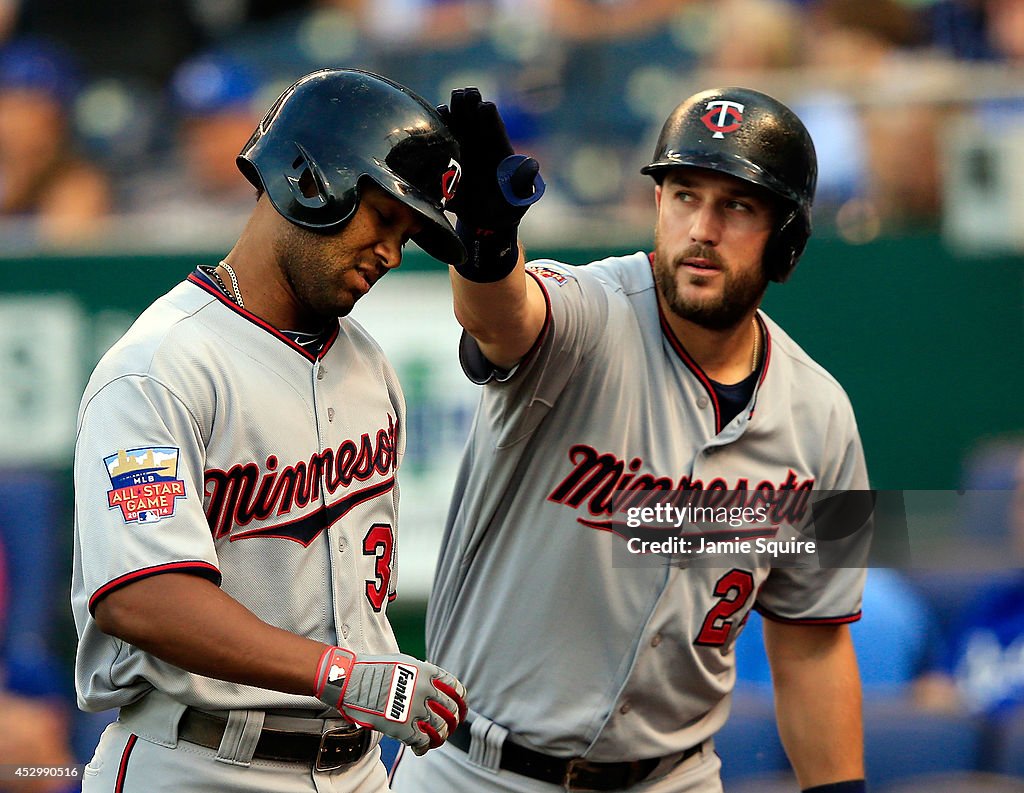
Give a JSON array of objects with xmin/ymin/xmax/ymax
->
[{"xmin": 218, "ymin": 260, "xmax": 244, "ymax": 309}]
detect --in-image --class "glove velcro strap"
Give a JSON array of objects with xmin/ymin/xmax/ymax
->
[
  {"xmin": 497, "ymin": 155, "xmax": 545, "ymax": 207},
  {"xmin": 314, "ymin": 646, "xmax": 355, "ymax": 711},
  {"xmin": 453, "ymin": 221, "xmax": 519, "ymax": 283}
]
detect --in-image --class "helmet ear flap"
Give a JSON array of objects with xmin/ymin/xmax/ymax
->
[
  {"xmin": 285, "ymin": 143, "xmax": 330, "ymax": 210},
  {"xmin": 765, "ymin": 207, "xmax": 809, "ymax": 283}
]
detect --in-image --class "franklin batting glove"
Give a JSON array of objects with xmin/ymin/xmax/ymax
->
[
  {"xmin": 314, "ymin": 647, "xmax": 467, "ymax": 756},
  {"xmin": 436, "ymin": 87, "xmax": 545, "ymax": 283}
]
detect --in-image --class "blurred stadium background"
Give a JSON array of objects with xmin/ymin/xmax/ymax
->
[{"xmin": 1, "ymin": 0, "xmax": 1023, "ymax": 790}]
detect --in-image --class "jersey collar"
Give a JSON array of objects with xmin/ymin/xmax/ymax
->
[
  {"xmin": 187, "ymin": 269, "xmax": 340, "ymax": 363},
  {"xmin": 647, "ymin": 253, "xmax": 772, "ymax": 434}
]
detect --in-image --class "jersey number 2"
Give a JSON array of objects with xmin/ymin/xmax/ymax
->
[
  {"xmin": 695, "ymin": 569, "xmax": 755, "ymax": 647},
  {"xmin": 363, "ymin": 523, "xmax": 394, "ymax": 612}
]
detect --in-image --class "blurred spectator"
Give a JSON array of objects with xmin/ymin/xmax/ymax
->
[
  {"xmin": 0, "ymin": 520, "xmax": 76, "ymax": 793},
  {"xmin": 926, "ymin": 0, "xmax": 995, "ymax": 61},
  {"xmin": 913, "ymin": 447, "xmax": 1024, "ymax": 719},
  {"xmin": 797, "ymin": 0, "xmax": 945, "ymax": 234},
  {"xmin": 0, "ymin": 38, "xmax": 112, "ymax": 247},
  {"xmin": 170, "ymin": 53, "xmax": 263, "ymax": 206},
  {"xmin": 540, "ymin": 0, "xmax": 691, "ymax": 41},
  {"xmin": 984, "ymin": 0, "xmax": 1024, "ymax": 64},
  {"xmin": 684, "ymin": 0, "xmax": 804, "ymax": 74},
  {"xmin": 13, "ymin": 0, "xmax": 208, "ymax": 87},
  {"xmin": 0, "ymin": 0, "xmax": 14, "ymax": 42},
  {"xmin": 121, "ymin": 52, "xmax": 263, "ymax": 248},
  {"xmin": 735, "ymin": 568, "xmax": 944, "ymax": 692},
  {"xmin": 974, "ymin": 0, "xmax": 1024, "ymax": 119},
  {"xmin": 344, "ymin": 0, "xmax": 488, "ymax": 48}
]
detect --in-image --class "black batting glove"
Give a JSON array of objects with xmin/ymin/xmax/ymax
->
[{"xmin": 437, "ymin": 88, "xmax": 545, "ymax": 282}]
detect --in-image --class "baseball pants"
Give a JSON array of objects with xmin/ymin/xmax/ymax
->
[
  {"xmin": 389, "ymin": 739, "xmax": 723, "ymax": 793},
  {"xmin": 82, "ymin": 720, "xmax": 389, "ymax": 793}
]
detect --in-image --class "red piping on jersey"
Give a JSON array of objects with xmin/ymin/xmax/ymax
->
[
  {"xmin": 656, "ymin": 305, "xmax": 724, "ymax": 433},
  {"xmin": 754, "ymin": 604, "xmax": 862, "ymax": 625},
  {"xmin": 646, "ymin": 253, "xmax": 773, "ymax": 431},
  {"xmin": 89, "ymin": 561, "xmax": 221, "ymax": 615},
  {"xmin": 520, "ymin": 268, "xmax": 554, "ymax": 368},
  {"xmin": 114, "ymin": 733, "xmax": 138, "ymax": 793},
  {"xmin": 648, "ymin": 253, "xmax": 723, "ymax": 432},
  {"xmin": 187, "ymin": 273, "xmax": 340, "ymax": 363}
]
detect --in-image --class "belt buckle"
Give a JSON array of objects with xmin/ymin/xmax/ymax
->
[
  {"xmin": 314, "ymin": 727, "xmax": 370, "ymax": 772},
  {"xmin": 563, "ymin": 758, "xmax": 605, "ymax": 792}
]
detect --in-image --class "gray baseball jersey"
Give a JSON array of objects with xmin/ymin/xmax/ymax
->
[
  {"xmin": 72, "ymin": 270, "xmax": 404, "ymax": 714},
  {"xmin": 423, "ymin": 252, "xmax": 868, "ymax": 761}
]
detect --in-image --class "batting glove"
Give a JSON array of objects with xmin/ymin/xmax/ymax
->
[
  {"xmin": 436, "ymin": 87, "xmax": 545, "ymax": 282},
  {"xmin": 314, "ymin": 647, "xmax": 467, "ymax": 756}
]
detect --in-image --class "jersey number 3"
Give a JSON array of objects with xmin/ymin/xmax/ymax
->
[
  {"xmin": 695, "ymin": 569, "xmax": 755, "ymax": 647},
  {"xmin": 363, "ymin": 523, "xmax": 395, "ymax": 612}
]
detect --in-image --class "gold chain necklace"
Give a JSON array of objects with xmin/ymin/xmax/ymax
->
[{"xmin": 750, "ymin": 317, "xmax": 760, "ymax": 374}]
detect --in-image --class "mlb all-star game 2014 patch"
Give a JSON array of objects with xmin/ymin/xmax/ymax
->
[{"xmin": 104, "ymin": 446, "xmax": 186, "ymax": 524}]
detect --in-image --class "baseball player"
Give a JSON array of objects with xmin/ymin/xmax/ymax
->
[
  {"xmin": 71, "ymin": 69, "xmax": 467, "ymax": 793},
  {"xmin": 390, "ymin": 87, "xmax": 869, "ymax": 792}
]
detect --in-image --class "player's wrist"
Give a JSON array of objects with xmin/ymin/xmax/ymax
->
[
  {"xmin": 453, "ymin": 220, "xmax": 519, "ymax": 283},
  {"xmin": 313, "ymin": 646, "xmax": 355, "ymax": 711},
  {"xmin": 802, "ymin": 781, "xmax": 867, "ymax": 793}
]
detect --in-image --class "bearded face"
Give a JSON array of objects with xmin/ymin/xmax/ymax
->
[{"xmin": 652, "ymin": 169, "xmax": 775, "ymax": 330}]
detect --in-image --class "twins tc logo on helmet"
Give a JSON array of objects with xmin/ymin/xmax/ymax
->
[
  {"xmin": 702, "ymin": 100, "xmax": 745, "ymax": 139},
  {"xmin": 440, "ymin": 158, "xmax": 461, "ymax": 207}
]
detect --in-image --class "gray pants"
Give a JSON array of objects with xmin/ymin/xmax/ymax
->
[
  {"xmin": 82, "ymin": 695, "xmax": 389, "ymax": 793},
  {"xmin": 390, "ymin": 737, "xmax": 723, "ymax": 793}
]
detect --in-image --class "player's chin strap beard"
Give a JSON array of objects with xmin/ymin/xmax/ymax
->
[{"xmin": 213, "ymin": 260, "xmax": 245, "ymax": 309}]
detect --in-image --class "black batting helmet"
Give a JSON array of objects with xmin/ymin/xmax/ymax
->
[
  {"xmin": 642, "ymin": 87, "xmax": 817, "ymax": 282},
  {"xmin": 237, "ymin": 69, "xmax": 466, "ymax": 265}
]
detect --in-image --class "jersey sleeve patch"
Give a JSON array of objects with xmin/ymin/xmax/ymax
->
[
  {"xmin": 88, "ymin": 560, "xmax": 221, "ymax": 614},
  {"xmin": 526, "ymin": 263, "xmax": 574, "ymax": 286},
  {"xmin": 104, "ymin": 447, "xmax": 187, "ymax": 524}
]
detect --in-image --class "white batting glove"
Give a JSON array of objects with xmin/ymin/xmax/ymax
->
[{"xmin": 314, "ymin": 647, "xmax": 467, "ymax": 756}]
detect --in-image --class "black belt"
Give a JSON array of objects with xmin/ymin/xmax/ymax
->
[
  {"xmin": 178, "ymin": 708, "xmax": 372, "ymax": 771},
  {"xmin": 448, "ymin": 720, "xmax": 703, "ymax": 791}
]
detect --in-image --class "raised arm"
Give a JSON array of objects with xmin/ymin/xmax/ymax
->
[{"xmin": 439, "ymin": 88, "xmax": 547, "ymax": 369}]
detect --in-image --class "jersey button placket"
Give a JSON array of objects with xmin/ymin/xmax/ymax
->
[{"xmin": 313, "ymin": 358, "xmax": 349, "ymax": 644}]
